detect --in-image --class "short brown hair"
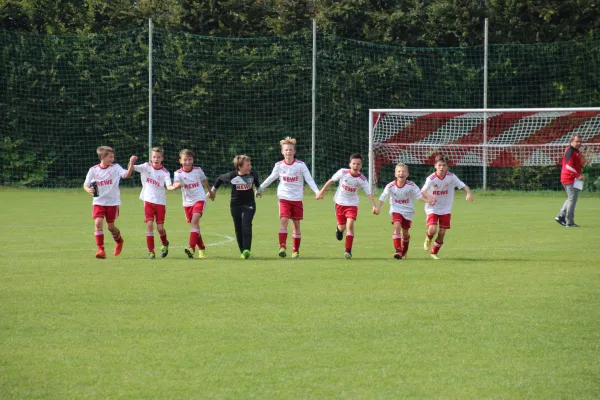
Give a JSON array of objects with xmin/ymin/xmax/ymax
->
[
  {"xmin": 96, "ymin": 146, "xmax": 114, "ymax": 160},
  {"xmin": 434, "ymin": 154, "xmax": 449, "ymax": 164},
  {"xmin": 179, "ymin": 149, "xmax": 194, "ymax": 159},
  {"xmin": 349, "ymin": 153, "xmax": 362, "ymax": 162},
  {"xmin": 233, "ymin": 154, "xmax": 251, "ymax": 170},
  {"xmin": 152, "ymin": 147, "xmax": 164, "ymax": 155}
]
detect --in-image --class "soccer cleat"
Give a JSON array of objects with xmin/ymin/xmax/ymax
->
[
  {"xmin": 566, "ymin": 223, "xmax": 580, "ymax": 227},
  {"xmin": 160, "ymin": 241, "xmax": 169, "ymax": 258},
  {"xmin": 95, "ymin": 249, "xmax": 106, "ymax": 259},
  {"xmin": 114, "ymin": 238, "xmax": 124, "ymax": 256},
  {"xmin": 430, "ymin": 253, "xmax": 440, "ymax": 260},
  {"xmin": 555, "ymin": 216, "xmax": 566, "ymax": 226},
  {"xmin": 184, "ymin": 247, "xmax": 194, "ymax": 259},
  {"xmin": 344, "ymin": 251, "xmax": 352, "ymax": 259},
  {"xmin": 291, "ymin": 251, "xmax": 299, "ymax": 259},
  {"xmin": 393, "ymin": 252, "xmax": 402, "ymax": 260},
  {"xmin": 148, "ymin": 252, "xmax": 156, "ymax": 259},
  {"xmin": 197, "ymin": 249, "xmax": 207, "ymax": 259},
  {"xmin": 278, "ymin": 247, "xmax": 287, "ymax": 258},
  {"xmin": 424, "ymin": 237, "xmax": 432, "ymax": 251},
  {"xmin": 335, "ymin": 228, "xmax": 343, "ymax": 241},
  {"xmin": 241, "ymin": 249, "xmax": 251, "ymax": 259}
]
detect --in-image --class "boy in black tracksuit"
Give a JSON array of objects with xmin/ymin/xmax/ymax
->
[{"xmin": 211, "ymin": 155, "xmax": 260, "ymax": 259}]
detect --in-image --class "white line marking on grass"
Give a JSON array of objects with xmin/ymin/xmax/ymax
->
[{"xmin": 205, "ymin": 233, "xmax": 235, "ymax": 247}]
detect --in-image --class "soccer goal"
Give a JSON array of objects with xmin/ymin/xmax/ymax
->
[{"xmin": 369, "ymin": 108, "xmax": 600, "ymax": 190}]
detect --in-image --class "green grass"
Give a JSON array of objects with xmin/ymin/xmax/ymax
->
[{"xmin": 1, "ymin": 187, "xmax": 599, "ymax": 399}]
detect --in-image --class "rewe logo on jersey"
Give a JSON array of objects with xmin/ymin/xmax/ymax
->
[
  {"xmin": 146, "ymin": 177, "xmax": 161, "ymax": 187},
  {"xmin": 184, "ymin": 182, "xmax": 200, "ymax": 189},
  {"xmin": 394, "ymin": 198, "xmax": 410, "ymax": 204},
  {"xmin": 97, "ymin": 179, "xmax": 113, "ymax": 186},
  {"xmin": 236, "ymin": 184, "xmax": 253, "ymax": 191},
  {"xmin": 283, "ymin": 176, "xmax": 299, "ymax": 182},
  {"xmin": 342, "ymin": 184, "xmax": 356, "ymax": 192},
  {"xmin": 433, "ymin": 190, "xmax": 448, "ymax": 195}
]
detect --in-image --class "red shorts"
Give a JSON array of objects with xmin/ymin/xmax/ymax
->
[
  {"xmin": 391, "ymin": 212, "xmax": 412, "ymax": 229},
  {"xmin": 184, "ymin": 201, "xmax": 206, "ymax": 223},
  {"xmin": 92, "ymin": 205, "xmax": 119, "ymax": 223},
  {"xmin": 335, "ymin": 204, "xmax": 358, "ymax": 225},
  {"xmin": 426, "ymin": 213, "xmax": 451, "ymax": 229},
  {"xmin": 144, "ymin": 202, "xmax": 167, "ymax": 224},
  {"xmin": 279, "ymin": 199, "xmax": 304, "ymax": 220}
]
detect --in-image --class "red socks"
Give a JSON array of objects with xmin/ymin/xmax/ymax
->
[
  {"xmin": 345, "ymin": 234, "xmax": 354, "ymax": 252},
  {"xmin": 431, "ymin": 240, "xmax": 443, "ymax": 254},
  {"xmin": 392, "ymin": 234, "xmax": 401, "ymax": 252},
  {"xmin": 279, "ymin": 229, "xmax": 288, "ymax": 248},
  {"xmin": 95, "ymin": 230, "xmax": 104, "ymax": 249},
  {"xmin": 292, "ymin": 234, "xmax": 301, "ymax": 252},
  {"xmin": 146, "ymin": 232, "xmax": 154, "ymax": 252}
]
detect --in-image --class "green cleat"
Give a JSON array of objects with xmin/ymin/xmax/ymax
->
[
  {"xmin": 148, "ymin": 252, "xmax": 156, "ymax": 259},
  {"xmin": 241, "ymin": 249, "xmax": 251, "ymax": 259},
  {"xmin": 278, "ymin": 247, "xmax": 287, "ymax": 258},
  {"xmin": 291, "ymin": 251, "xmax": 299, "ymax": 259},
  {"xmin": 430, "ymin": 253, "xmax": 440, "ymax": 260},
  {"xmin": 160, "ymin": 241, "xmax": 169, "ymax": 258},
  {"xmin": 197, "ymin": 249, "xmax": 207, "ymax": 259},
  {"xmin": 184, "ymin": 247, "xmax": 194, "ymax": 259},
  {"xmin": 424, "ymin": 237, "xmax": 432, "ymax": 251}
]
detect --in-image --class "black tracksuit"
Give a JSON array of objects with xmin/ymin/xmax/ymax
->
[{"xmin": 213, "ymin": 170, "xmax": 259, "ymax": 253}]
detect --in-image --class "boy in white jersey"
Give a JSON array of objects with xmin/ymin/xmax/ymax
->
[
  {"xmin": 421, "ymin": 154, "xmax": 473, "ymax": 260},
  {"xmin": 133, "ymin": 147, "xmax": 173, "ymax": 259},
  {"xmin": 83, "ymin": 146, "xmax": 137, "ymax": 259},
  {"xmin": 317, "ymin": 153, "xmax": 376, "ymax": 259},
  {"xmin": 258, "ymin": 137, "xmax": 321, "ymax": 259},
  {"xmin": 373, "ymin": 163, "xmax": 435, "ymax": 259},
  {"xmin": 167, "ymin": 149, "xmax": 214, "ymax": 259}
]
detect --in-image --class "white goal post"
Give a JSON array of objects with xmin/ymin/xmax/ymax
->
[{"xmin": 369, "ymin": 108, "xmax": 600, "ymax": 190}]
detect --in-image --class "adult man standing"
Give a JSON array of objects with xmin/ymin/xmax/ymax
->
[{"xmin": 555, "ymin": 135, "xmax": 584, "ymax": 227}]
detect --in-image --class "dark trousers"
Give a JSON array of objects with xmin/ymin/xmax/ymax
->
[{"xmin": 230, "ymin": 204, "xmax": 256, "ymax": 253}]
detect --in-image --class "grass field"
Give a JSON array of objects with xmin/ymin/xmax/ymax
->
[{"xmin": 1, "ymin": 187, "xmax": 599, "ymax": 399}]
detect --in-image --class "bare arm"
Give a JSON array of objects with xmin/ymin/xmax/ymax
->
[
  {"xmin": 316, "ymin": 179, "xmax": 335, "ymax": 199},
  {"xmin": 123, "ymin": 155, "xmax": 138, "ymax": 179},
  {"xmin": 462, "ymin": 185, "xmax": 473, "ymax": 201},
  {"xmin": 373, "ymin": 199, "xmax": 384, "ymax": 215},
  {"xmin": 167, "ymin": 181, "xmax": 181, "ymax": 191}
]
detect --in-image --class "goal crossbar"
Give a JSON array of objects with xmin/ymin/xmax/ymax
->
[{"xmin": 369, "ymin": 107, "xmax": 600, "ymax": 190}]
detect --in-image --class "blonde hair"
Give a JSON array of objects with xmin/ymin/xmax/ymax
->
[
  {"xmin": 96, "ymin": 146, "xmax": 114, "ymax": 160},
  {"xmin": 151, "ymin": 147, "xmax": 164, "ymax": 155},
  {"xmin": 233, "ymin": 154, "xmax": 251, "ymax": 170},
  {"xmin": 280, "ymin": 137, "xmax": 296, "ymax": 147},
  {"xmin": 395, "ymin": 163, "xmax": 408, "ymax": 171},
  {"xmin": 179, "ymin": 149, "xmax": 194, "ymax": 159}
]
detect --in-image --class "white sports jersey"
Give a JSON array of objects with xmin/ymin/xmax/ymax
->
[
  {"xmin": 84, "ymin": 163, "xmax": 128, "ymax": 206},
  {"xmin": 331, "ymin": 168, "xmax": 371, "ymax": 206},
  {"xmin": 134, "ymin": 162, "xmax": 172, "ymax": 205},
  {"xmin": 421, "ymin": 172, "xmax": 466, "ymax": 215},
  {"xmin": 260, "ymin": 159, "xmax": 319, "ymax": 201},
  {"xmin": 174, "ymin": 166, "xmax": 208, "ymax": 206},
  {"xmin": 379, "ymin": 180, "xmax": 423, "ymax": 221}
]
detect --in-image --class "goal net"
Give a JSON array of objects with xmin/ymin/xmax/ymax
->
[{"xmin": 369, "ymin": 108, "xmax": 600, "ymax": 190}]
